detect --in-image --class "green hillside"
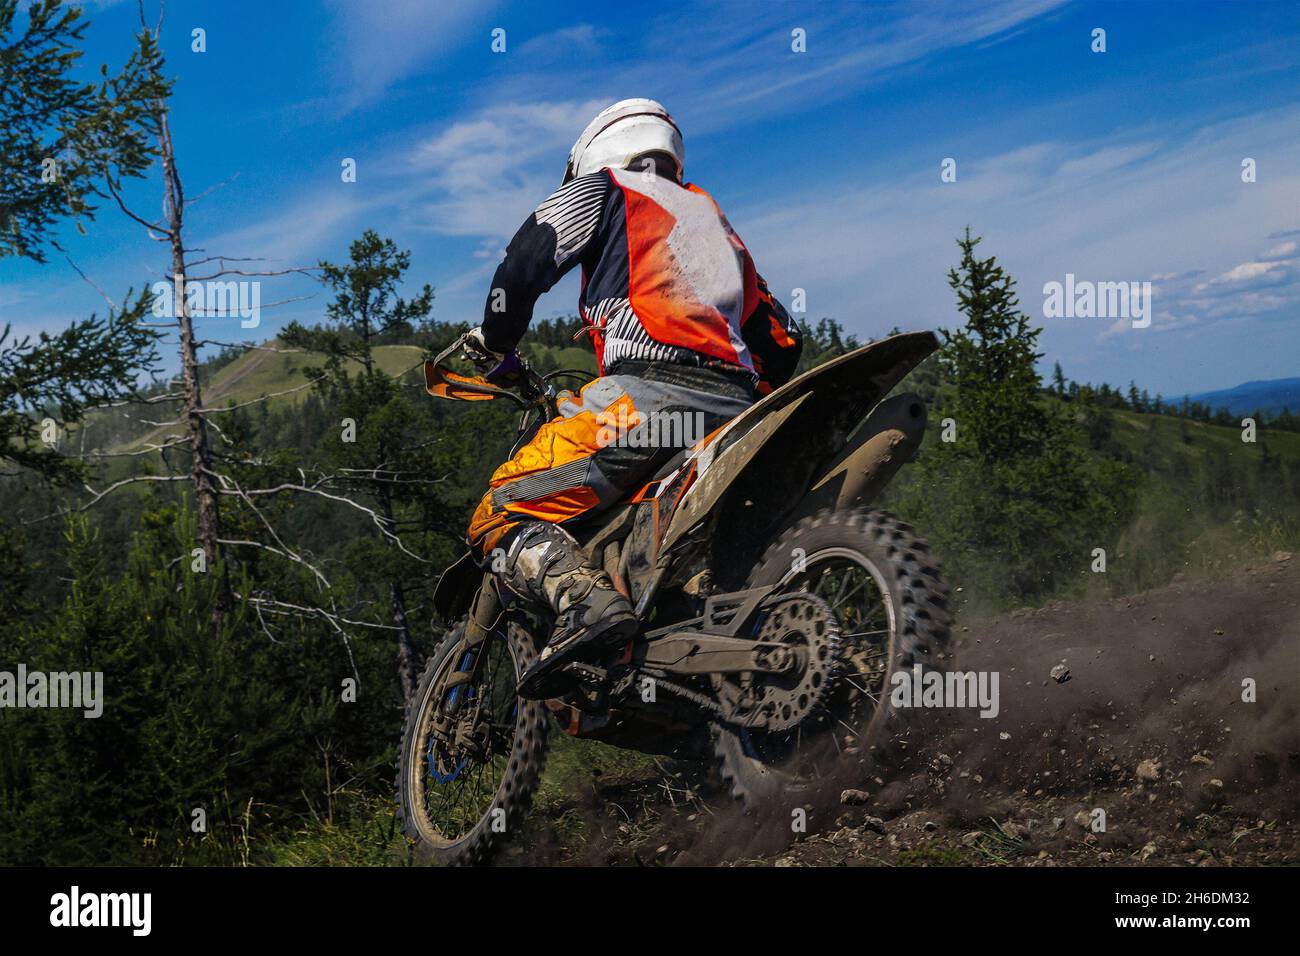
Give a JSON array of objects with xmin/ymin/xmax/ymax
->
[
  {"xmin": 1104, "ymin": 405, "xmax": 1300, "ymax": 592},
  {"xmin": 82, "ymin": 343, "xmax": 427, "ymax": 454},
  {"xmin": 202, "ymin": 343, "xmax": 425, "ymax": 409},
  {"xmin": 68, "ymin": 334, "xmax": 1300, "ymax": 607},
  {"xmin": 1112, "ymin": 405, "xmax": 1300, "ymax": 459}
]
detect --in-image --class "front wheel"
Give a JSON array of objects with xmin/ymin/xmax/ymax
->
[
  {"xmin": 396, "ymin": 618, "xmax": 549, "ymax": 865},
  {"xmin": 713, "ymin": 507, "xmax": 952, "ymax": 805}
]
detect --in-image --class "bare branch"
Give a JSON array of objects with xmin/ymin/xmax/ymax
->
[
  {"xmin": 81, "ymin": 435, "xmax": 188, "ymax": 459},
  {"xmin": 104, "ymin": 170, "xmax": 172, "ymax": 238},
  {"xmin": 208, "ymin": 468, "xmax": 334, "ymax": 588},
  {"xmin": 218, "ymin": 537, "xmax": 330, "ymax": 589},
  {"xmin": 183, "ymin": 171, "xmax": 241, "ymax": 208},
  {"xmin": 196, "ymin": 380, "xmax": 315, "ymax": 412},
  {"xmin": 235, "ymin": 594, "xmax": 406, "ymax": 632},
  {"xmin": 196, "ymin": 339, "xmax": 305, "ymax": 354},
  {"xmin": 189, "ymin": 265, "xmax": 320, "ymax": 281},
  {"xmin": 23, "ymin": 474, "xmax": 190, "ymax": 524},
  {"xmin": 87, "ymin": 391, "xmax": 184, "ymax": 410},
  {"xmin": 51, "ymin": 241, "xmax": 115, "ymax": 310},
  {"xmin": 215, "ymin": 470, "xmax": 435, "ymax": 563}
]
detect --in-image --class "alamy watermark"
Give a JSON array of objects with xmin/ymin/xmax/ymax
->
[
  {"xmin": 1043, "ymin": 274, "xmax": 1151, "ymax": 329},
  {"xmin": 890, "ymin": 664, "xmax": 1000, "ymax": 718},
  {"xmin": 50, "ymin": 886, "xmax": 150, "ymax": 936},
  {"xmin": 596, "ymin": 407, "xmax": 706, "ymax": 450},
  {"xmin": 0, "ymin": 665, "xmax": 103, "ymax": 718},
  {"xmin": 151, "ymin": 273, "xmax": 261, "ymax": 328}
]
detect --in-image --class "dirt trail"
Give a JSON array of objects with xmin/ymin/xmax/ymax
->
[{"xmin": 513, "ymin": 554, "xmax": 1299, "ymax": 866}]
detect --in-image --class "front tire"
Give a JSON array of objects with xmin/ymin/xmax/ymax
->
[
  {"xmin": 397, "ymin": 618, "xmax": 549, "ymax": 865},
  {"xmin": 713, "ymin": 507, "xmax": 952, "ymax": 805}
]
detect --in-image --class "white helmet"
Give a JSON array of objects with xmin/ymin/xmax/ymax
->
[{"xmin": 563, "ymin": 98, "xmax": 684, "ymax": 185}]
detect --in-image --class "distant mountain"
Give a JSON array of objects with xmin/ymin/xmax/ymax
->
[{"xmin": 1183, "ymin": 378, "xmax": 1300, "ymax": 416}]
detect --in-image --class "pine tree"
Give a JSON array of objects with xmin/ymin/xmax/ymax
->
[
  {"xmin": 894, "ymin": 228, "xmax": 1135, "ymax": 603},
  {"xmin": 0, "ymin": 0, "xmax": 168, "ymax": 261},
  {"xmin": 939, "ymin": 227, "xmax": 1047, "ymax": 462},
  {"xmin": 0, "ymin": 0, "xmax": 167, "ymax": 482},
  {"xmin": 280, "ymin": 232, "xmax": 442, "ymax": 698},
  {"xmin": 0, "ymin": 307, "xmax": 158, "ymax": 482},
  {"xmin": 1052, "ymin": 361, "xmax": 1067, "ymax": 398}
]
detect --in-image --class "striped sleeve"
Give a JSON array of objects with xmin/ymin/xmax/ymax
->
[{"xmin": 481, "ymin": 171, "xmax": 611, "ymax": 354}]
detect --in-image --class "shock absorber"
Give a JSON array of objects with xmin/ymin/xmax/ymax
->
[{"xmin": 436, "ymin": 575, "xmax": 503, "ymax": 727}]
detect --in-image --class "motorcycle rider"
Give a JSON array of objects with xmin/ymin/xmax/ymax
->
[{"xmin": 463, "ymin": 98, "xmax": 802, "ymax": 698}]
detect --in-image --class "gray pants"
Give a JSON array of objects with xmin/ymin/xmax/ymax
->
[{"xmin": 475, "ymin": 362, "xmax": 754, "ymax": 613}]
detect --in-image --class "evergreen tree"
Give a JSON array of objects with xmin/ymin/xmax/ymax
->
[
  {"xmin": 0, "ymin": 0, "xmax": 167, "ymax": 483},
  {"xmin": 938, "ymin": 228, "xmax": 1048, "ymax": 462},
  {"xmin": 0, "ymin": 306, "xmax": 158, "ymax": 483},
  {"xmin": 1, "ymin": 0, "xmax": 168, "ymax": 261},
  {"xmin": 894, "ymin": 229, "xmax": 1134, "ymax": 603},
  {"xmin": 279, "ymin": 232, "xmax": 447, "ymax": 698},
  {"xmin": 1052, "ymin": 361, "xmax": 1067, "ymax": 398}
]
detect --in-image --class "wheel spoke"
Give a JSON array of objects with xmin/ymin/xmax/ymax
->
[
  {"xmin": 417, "ymin": 630, "xmax": 521, "ymax": 843},
  {"xmin": 841, "ymin": 628, "xmax": 889, "ymax": 640},
  {"xmin": 737, "ymin": 548, "xmax": 898, "ymax": 784},
  {"xmin": 829, "ymin": 575, "xmax": 866, "ymax": 612}
]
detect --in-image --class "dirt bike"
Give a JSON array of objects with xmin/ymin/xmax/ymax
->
[{"xmin": 397, "ymin": 330, "xmax": 952, "ymax": 864}]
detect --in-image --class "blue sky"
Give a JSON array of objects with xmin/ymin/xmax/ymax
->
[{"xmin": 4, "ymin": 0, "xmax": 1298, "ymax": 396}]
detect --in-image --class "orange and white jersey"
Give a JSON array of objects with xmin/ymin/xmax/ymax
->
[{"xmin": 480, "ymin": 168, "xmax": 801, "ymax": 395}]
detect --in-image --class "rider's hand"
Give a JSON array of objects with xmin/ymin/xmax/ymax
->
[
  {"xmin": 464, "ymin": 328, "xmax": 525, "ymax": 386},
  {"xmin": 484, "ymin": 349, "xmax": 524, "ymax": 385},
  {"xmin": 463, "ymin": 327, "xmax": 505, "ymax": 374}
]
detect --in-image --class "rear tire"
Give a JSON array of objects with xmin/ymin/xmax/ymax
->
[
  {"xmin": 713, "ymin": 507, "xmax": 951, "ymax": 805},
  {"xmin": 396, "ymin": 618, "xmax": 549, "ymax": 865}
]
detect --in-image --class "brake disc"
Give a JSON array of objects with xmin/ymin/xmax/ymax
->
[{"xmin": 710, "ymin": 593, "xmax": 841, "ymax": 731}]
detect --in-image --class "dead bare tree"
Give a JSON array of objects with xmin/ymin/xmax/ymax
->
[
  {"xmin": 83, "ymin": 3, "xmax": 318, "ymax": 598},
  {"xmin": 30, "ymin": 3, "xmax": 460, "ymax": 699}
]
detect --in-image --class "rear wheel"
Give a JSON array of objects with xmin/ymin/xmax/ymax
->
[
  {"xmin": 397, "ymin": 618, "xmax": 548, "ymax": 865},
  {"xmin": 713, "ymin": 507, "xmax": 951, "ymax": 805}
]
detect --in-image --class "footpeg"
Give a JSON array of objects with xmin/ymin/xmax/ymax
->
[{"xmin": 560, "ymin": 662, "xmax": 609, "ymax": 713}]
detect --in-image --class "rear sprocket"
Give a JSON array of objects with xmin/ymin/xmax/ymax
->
[{"xmin": 710, "ymin": 592, "xmax": 841, "ymax": 731}]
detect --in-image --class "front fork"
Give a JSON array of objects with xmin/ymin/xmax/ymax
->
[{"xmin": 431, "ymin": 573, "xmax": 503, "ymax": 741}]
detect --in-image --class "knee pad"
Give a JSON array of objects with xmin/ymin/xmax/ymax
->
[{"xmin": 495, "ymin": 522, "xmax": 587, "ymax": 604}]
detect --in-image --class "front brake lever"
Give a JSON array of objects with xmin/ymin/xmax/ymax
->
[{"xmin": 431, "ymin": 333, "xmax": 470, "ymax": 369}]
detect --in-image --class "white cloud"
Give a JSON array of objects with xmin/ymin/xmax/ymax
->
[
  {"xmin": 1057, "ymin": 142, "xmax": 1162, "ymax": 181},
  {"xmin": 405, "ymin": 98, "xmax": 607, "ymax": 237},
  {"xmin": 1204, "ymin": 260, "xmax": 1284, "ymax": 286},
  {"xmin": 516, "ymin": 25, "xmax": 604, "ymax": 60},
  {"xmin": 192, "ymin": 190, "xmax": 377, "ymax": 266},
  {"xmin": 324, "ymin": 0, "xmax": 503, "ymax": 110}
]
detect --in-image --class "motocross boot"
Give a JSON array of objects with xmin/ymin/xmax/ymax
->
[{"xmin": 497, "ymin": 522, "xmax": 638, "ymax": 699}]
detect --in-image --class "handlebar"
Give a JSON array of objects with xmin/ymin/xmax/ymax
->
[{"xmin": 424, "ymin": 333, "xmax": 594, "ymax": 428}]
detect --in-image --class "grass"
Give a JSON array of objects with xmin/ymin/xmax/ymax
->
[
  {"xmin": 1099, "ymin": 408, "xmax": 1300, "ymax": 595},
  {"xmin": 897, "ymin": 842, "xmax": 965, "ymax": 867},
  {"xmin": 964, "ymin": 819, "xmax": 1029, "ymax": 866},
  {"xmin": 260, "ymin": 796, "xmax": 411, "ymax": 867},
  {"xmin": 254, "ymin": 736, "xmax": 667, "ymax": 866},
  {"xmin": 202, "ymin": 343, "xmax": 425, "ymax": 410}
]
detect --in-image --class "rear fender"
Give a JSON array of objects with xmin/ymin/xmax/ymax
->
[
  {"xmin": 660, "ymin": 331, "xmax": 938, "ymax": 560},
  {"xmin": 789, "ymin": 391, "xmax": 928, "ymax": 520}
]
